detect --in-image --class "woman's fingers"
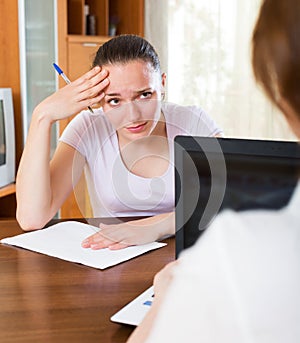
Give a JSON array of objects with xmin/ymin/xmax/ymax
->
[
  {"xmin": 77, "ymin": 86, "xmax": 106, "ymax": 110},
  {"xmin": 74, "ymin": 66, "xmax": 109, "ymax": 94},
  {"xmin": 82, "ymin": 233, "xmax": 113, "ymax": 249},
  {"xmin": 107, "ymin": 242, "xmax": 131, "ymax": 250},
  {"xmin": 81, "ymin": 231, "xmax": 130, "ymax": 250},
  {"xmin": 81, "ymin": 224, "xmax": 135, "ymax": 250},
  {"xmin": 98, "ymin": 225, "xmax": 128, "ymax": 241},
  {"xmin": 73, "ymin": 70, "xmax": 110, "ymax": 108},
  {"xmin": 73, "ymin": 66, "xmax": 102, "ymax": 86}
]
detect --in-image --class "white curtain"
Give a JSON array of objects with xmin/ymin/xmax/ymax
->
[{"xmin": 145, "ymin": 0, "xmax": 296, "ymax": 141}]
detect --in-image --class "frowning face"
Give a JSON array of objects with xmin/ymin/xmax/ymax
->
[{"xmin": 101, "ymin": 60, "xmax": 166, "ymax": 145}]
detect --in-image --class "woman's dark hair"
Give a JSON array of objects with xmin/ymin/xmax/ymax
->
[
  {"xmin": 252, "ymin": 0, "xmax": 300, "ymax": 118},
  {"xmin": 92, "ymin": 34, "xmax": 161, "ymax": 73}
]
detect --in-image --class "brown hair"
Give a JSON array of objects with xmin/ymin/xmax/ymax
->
[
  {"xmin": 92, "ymin": 34, "xmax": 161, "ymax": 73},
  {"xmin": 252, "ymin": 0, "xmax": 300, "ymax": 118}
]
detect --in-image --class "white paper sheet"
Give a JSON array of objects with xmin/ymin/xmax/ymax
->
[{"xmin": 0, "ymin": 221, "xmax": 167, "ymax": 269}]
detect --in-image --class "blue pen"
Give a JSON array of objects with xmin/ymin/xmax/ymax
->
[{"xmin": 53, "ymin": 63, "xmax": 94, "ymax": 114}]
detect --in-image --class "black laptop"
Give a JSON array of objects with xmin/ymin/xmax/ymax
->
[{"xmin": 175, "ymin": 136, "xmax": 300, "ymax": 257}]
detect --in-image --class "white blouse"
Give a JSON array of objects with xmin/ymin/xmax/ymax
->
[{"xmin": 59, "ymin": 102, "xmax": 223, "ymax": 217}]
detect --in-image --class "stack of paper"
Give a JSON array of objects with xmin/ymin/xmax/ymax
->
[{"xmin": 1, "ymin": 221, "xmax": 166, "ymax": 269}]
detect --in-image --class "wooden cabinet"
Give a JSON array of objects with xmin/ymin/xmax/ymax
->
[
  {"xmin": 67, "ymin": 0, "xmax": 144, "ymax": 37},
  {"xmin": 56, "ymin": 0, "xmax": 144, "ymax": 218},
  {"xmin": 67, "ymin": 35, "xmax": 108, "ymax": 80},
  {"xmin": 65, "ymin": 0, "xmax": 145, "ymax": 70},
  {"xmin": 0, "ymin": 184, "xmax": 16, "ymax": 218}
]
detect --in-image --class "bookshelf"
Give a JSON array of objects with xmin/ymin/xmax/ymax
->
[{"xmin": 67, "ymin": 0, "xmax": 144, "ymax": 37}]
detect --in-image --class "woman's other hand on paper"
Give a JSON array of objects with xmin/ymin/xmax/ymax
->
[{"xmin": 81, "ymin": 213, "xmax": 174, "ymax": 250}]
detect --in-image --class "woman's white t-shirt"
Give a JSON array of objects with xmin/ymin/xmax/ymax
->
[{"xmin": 59, "ymin": 102, "xmax": 223, "ymax": 217}]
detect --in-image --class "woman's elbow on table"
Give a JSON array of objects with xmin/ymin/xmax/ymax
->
[{"xmin": 16, "ymin": 208, "xmax": 50, "ymax": 232}]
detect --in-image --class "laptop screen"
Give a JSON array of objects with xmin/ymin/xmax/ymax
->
[{"xmin": 175, "ymin": 136, "xmax": 300, "ymax": 257}]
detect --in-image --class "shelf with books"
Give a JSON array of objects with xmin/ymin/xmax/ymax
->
[{"xmin": 67, "ymin": 0, "xmax": 144, "ymax": 37}]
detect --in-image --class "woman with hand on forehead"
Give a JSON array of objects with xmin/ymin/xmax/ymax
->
[{"xmin": 16, "ymin": 34, "xmax": 222, "ymax": 250}]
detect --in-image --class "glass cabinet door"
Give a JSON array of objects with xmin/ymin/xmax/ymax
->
[{"xmin": 18, "ymin": 0, "xmax": 57, "ymax": 154}]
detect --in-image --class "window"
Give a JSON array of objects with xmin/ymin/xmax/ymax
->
[{"xmin": 145, "ymin": 0, "xmax": 296, "ymax": 140}]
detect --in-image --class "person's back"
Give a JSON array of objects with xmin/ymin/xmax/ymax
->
[
  {"xmin": 127, "ymin": 0, "xmax": 300, "ymax": 341},
  {"xmin": 144, "ymin": 191, "xmax": 300, "ymax": 342}
]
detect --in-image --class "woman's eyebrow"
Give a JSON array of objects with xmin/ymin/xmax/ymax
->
[
  {"xmin": 104, "ymin": 92, "xmax": 121, "ymax": 97},
  {"xmin": 136, "ymin": 87, "xmax": 152, "ymax": 93},
  {"xmin": 104, "ymin": 88, "xmax": 153, "ymax": 97}
]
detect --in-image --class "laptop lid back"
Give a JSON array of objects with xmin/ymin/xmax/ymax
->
[{"xmin": 175, "ymin": 136, "xmax": 300, "ymax": 257}]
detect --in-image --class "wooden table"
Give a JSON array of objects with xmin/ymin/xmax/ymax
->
[{"xmin": 0, "ymin": 219, "xmax": 175, "ymax": 343}]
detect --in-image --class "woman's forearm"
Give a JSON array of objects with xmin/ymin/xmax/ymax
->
[
  {"xmin": 126, "ymin": 211, "xmax": 175, "ymax": 242},
  {"xmin": 16, "ymin": 109, "xmax": 55, "ymax": 230},
  {"xmin": 16, "ymin": 67, "xmax": 109, "ymax": 230},
  {"xmin": 151, "ymin": 211, "xmax": 175, "ymax": 240}
]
